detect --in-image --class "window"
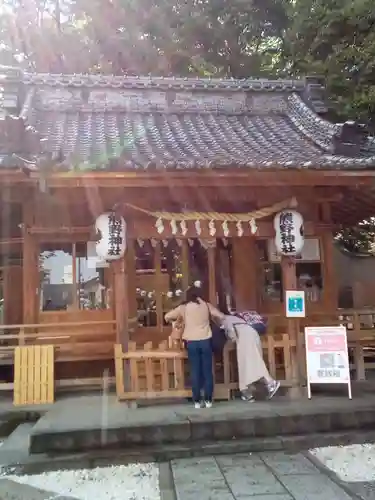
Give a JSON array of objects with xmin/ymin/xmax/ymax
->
[
  {"xmin": 39, "ymin": 243, "xmax": 110, "ymax": 311},
  {"xmin": 40, "ymin": 246, "xmax": 74, "ymax": 311},
  {"xmin": 257, "ymin": 238, "xmax": 323, "ymax": 303},
  {"xmin": 75, "ymin": 243, "xmax": 110, "ymax": 310}
]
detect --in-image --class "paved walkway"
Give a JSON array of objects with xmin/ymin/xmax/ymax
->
[{"xmin": 168, "ymin": 452, "xmax": 354, "ymax": 500}]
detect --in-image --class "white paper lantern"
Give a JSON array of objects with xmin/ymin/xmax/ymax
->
[
  {"xmin": 95, "ymin": 212, "xmax": 126, "ymax": 261},
  {"xmin": 274, "ymin": 209, "xmax": 304, "ymax": 256}
]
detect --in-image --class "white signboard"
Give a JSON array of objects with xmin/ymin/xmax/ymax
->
[
  {"xmin": 305, "ymin": 326, "xmax": 352, "ymax": 399},
  {"xmin": 285, "ymin": 290, "xmax": 306, "ymax": 318}
]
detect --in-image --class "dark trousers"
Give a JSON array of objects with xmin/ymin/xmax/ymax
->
[{"xmin": 186, "ymin": 338, "xmax": 213, "ymax": 402}]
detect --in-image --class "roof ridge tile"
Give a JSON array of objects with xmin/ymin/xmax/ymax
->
[{"xmin": 22, "ymin": 72, "xmax": 307, "ymax": 92}]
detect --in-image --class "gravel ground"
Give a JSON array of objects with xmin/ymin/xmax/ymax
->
[
  {"xmin": 310, "ymin": 443, "xmax": 375, "ymax": 482},
  {"xmin": 3, "ymin": 463, "xmax": 160, "ymax": 500}
]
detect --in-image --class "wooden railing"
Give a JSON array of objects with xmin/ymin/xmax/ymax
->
[
  {"xmin": 0, "ymin": 320, "xmax": 116, "ymax": 361},
  {"xmin": 0, "ymin": 320, "xmax": 116, "ymax": 391},
  {"xmin": 115, "ymin": 309, "xmax": 375, "ymax": 401},
  {"xmin": 114, "ymin": 333, "xmax": 296, "ymax": 401},
  {"xmin": 1, "ymin": 308, "xmax": 375, "ymax": 398}
]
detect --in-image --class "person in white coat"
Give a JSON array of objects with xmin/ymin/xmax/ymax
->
[{"xmin": 222, "ymin": 311, "xmax": 280, "ymax": 402}]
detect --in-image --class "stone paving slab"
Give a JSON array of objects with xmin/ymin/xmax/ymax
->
[
  {"xmin": 0, "ymin": 479, "xmax": 77, "ymax": 500},
  {"xmin": 346, "ymin": 481, "xmax": 375, "ymax": 500},
  {"xmin": 260, "ymin": 451, "xmax": 318, "ymax": 475},
  {"xmin": 170, "ymin": 452, "xmax": 355, "ymax": 500},
  {"xmin": 280, "ymin": 475, "xmax": 352, "ymax": 500}
]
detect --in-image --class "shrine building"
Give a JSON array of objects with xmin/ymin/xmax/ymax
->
[{"xmin": 0, "ymin": 67, "xmax": 375, "ymax": 403}]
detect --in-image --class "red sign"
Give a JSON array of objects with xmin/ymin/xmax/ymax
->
[{"xmin": 307, "ymin": 333, "xmax": 346, "ymax": 353}]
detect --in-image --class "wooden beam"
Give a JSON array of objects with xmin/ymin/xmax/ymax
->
[
  {"xmin": 27, "ymin": 220, "xmax": 320, "ymax": 240},
  {"xmin": 30, "ymin": 170, "xmax": 375, "ymax": 188}
]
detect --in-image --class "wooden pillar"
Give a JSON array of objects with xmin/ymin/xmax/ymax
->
[
  {"xmin": 113, "ymin": 252, "xmax": 131, "ymax": 393},
  {"xmin": 281, "ymin": 256, "xmax": 304, "ymax": 395},
  {"xmin": 155, "ymin": 242, "xmax": 163, "ymax": 332},
  {"xmin": 72, "ymin": 242, "xmax": 79, "ymax": 309},
  {"xmin": 126, "ymin": 239, "xmax": 137, "ymax": 328},
  {"xmin": 321, "ymin": 231, "xmax": 338, "ymax": 310},
  {"xmin": 22, "ymin": 196, "xmax": 38, "ymax": 326},
  {"xmin": 113, "ymin": 255, "xmax": 129, "ymax": 349},
  {"xmin": 232, "ymin": 237, "xmax": 257, "ymax": 310},
  {"xmin": 320, "ymin": 202, "xmax": 338, "ymax": 311},
  {"xmin": 181, "ymin": 240, "xmax": 189, "ymax": 291},
  {"xmin": 207, "ymin": 244, "xmax": 217, "ymax": 305},
  {"xmin": 3, "ymin": 266, "xmax": 23, "ymax": 325}
]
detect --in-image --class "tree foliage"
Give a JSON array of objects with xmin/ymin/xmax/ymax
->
[{"xmin": 1, "ymin": 0, "xmax": 375, "ymax": 251}]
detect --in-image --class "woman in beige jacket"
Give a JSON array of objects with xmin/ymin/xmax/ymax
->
[{"xmin": 165, "ymin": 286, "xmax": 224, "ymax": 408}]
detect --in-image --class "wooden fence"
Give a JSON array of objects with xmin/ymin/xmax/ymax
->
[
  {"xmin": 13, "ymin": 345, "xmax": 55, "ymax": 405},
  {"xmin": 114, "ymin": 333, "xmax": 296, "ymax": 401},
  {"xmin": 115, "ymin": 309, "xmax": 375, "ymax": 401}
]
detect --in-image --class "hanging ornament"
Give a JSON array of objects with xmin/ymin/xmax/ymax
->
[
  {"xmin": 180, "ymin": 220, "xmax": 188, "ymax": 236},
  {"xmin": 188, "ymin": 239, "xmax": 194, "ymax": 247},
  {"xmin": 222, "ymin": 220, "xmax": 229, "ymax": 237},
  {"xmin": 162, "ymin": 239, "xmax": 169, "ymax": 247},
  {"xmin": 208, "ymin": 220, "xmax": 216, "ymax": 237},
  {"xmin": 137, "ymin": 238, "xmax": 145, "ymax": 248},
  {"xmin": 195, "ymin": 220, "xmax": 202, "ymax": 236},
  {"xmin": 236, "ymin": 221, "xmax": 243, "ymax": 237},
  {"xmin": 170, "ymin": 219, "xmax": 178, "ymax": 235},
  {"xmin": 250, "ymin": 219, "xmax": 258, "ymax": 234},
  {"xmin": 176, "ymin": 238, "xmax": 182, "ymax": 247},
  {"xmin": 155, "ymin": 217, "xmax": 164, "ymax": 234},
  {"xmin": 222, "ymin": 238, "xmax": 228, "ymax": 247},
  {"xmin": 194, "ymin": 280, "xmax": 202, "ymax": 288},
  {"xmin": 150, "ymin": 238, "xmax": 157, "ymax": 248}
]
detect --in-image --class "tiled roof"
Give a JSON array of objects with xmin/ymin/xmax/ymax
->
[{"xmin": 4, "ymin": 72, "xmax": 375, "ymax": 170}]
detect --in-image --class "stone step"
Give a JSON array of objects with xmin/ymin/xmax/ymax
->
[
  {"xmin": 0, "ymin": 423, "xmax": 35, "ymax": 464},
  {"xmin": 29, "ymin": 398, "xmax": 375, "ymax": 455},
  {"xmin": 1, "ymin": 430, "xmax": 375, "ymax": 476}
]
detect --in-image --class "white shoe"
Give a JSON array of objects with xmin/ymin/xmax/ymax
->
[
  {"xmin": 204, "ymin": 401, "xmax": 213, "ymax": 408},
  {"xmin": 267, "ymin": 380, "xmax": 280, "ymax": 400},
  {"xmin": 241, "ymin": 393, "xmax": 255, "ymax": 402},
  {"xmin": 194, "ymin": 402, "xmax": 202, "ymax": 409}
]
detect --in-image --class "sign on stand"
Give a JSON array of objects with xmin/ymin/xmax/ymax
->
[
  {"xmin": 286, "ymin": 290, "xmax": 306, "ymax": 318},
  {"xmin": 305, "ymin": 326, "xmax": 352, "ymax": 399}
]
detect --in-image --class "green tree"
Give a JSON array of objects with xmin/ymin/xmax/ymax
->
[
  {"xmin": 0, "ymin": 0, "xmax": 291, "ymax": 76},
  {"xmin": 335, "ymin": 220, "xmax": 375, "ymax": 254},
  {"xmin": 283, "ymin": 0, "xmax": 375, "ymax": 127},
  {"xmin": 1, "ymin": 0, "xmax": 375, "ymax": 251}
]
